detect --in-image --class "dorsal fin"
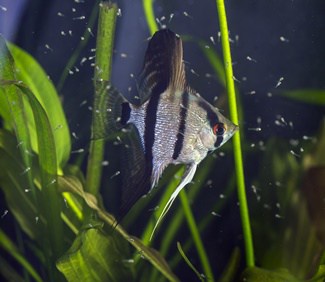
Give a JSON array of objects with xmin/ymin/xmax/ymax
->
[{"xmin": 136, "ymin": 29, "xmax": 186, "ymax": 105}]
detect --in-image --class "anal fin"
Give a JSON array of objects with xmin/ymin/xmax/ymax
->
[{"xmin": 150, "ymin": 163, "xmax": 198, "ymax": 240}]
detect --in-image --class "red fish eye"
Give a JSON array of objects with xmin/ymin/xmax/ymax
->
[{"xmin": 213, "ymin": 123, "xmax": 226, "ymax": 136}]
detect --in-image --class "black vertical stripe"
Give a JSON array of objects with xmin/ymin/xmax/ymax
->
[
  {"xmin": 198, "ymin": 100, "xmax": 220, "ymax": 127},
  {"xmin": 173, "ymin": 92, "xmax": 189, "ymax": 160},
  {"xmin": 214, "ymin": 136, "xmax": 224, "ymax": 148},
  {"xmin": 144, "ymin": 92, "xmax": 161, "ymax": 174}
]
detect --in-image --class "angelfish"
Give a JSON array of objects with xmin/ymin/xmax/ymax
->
[{"xmin": 106, "ymin": 29, "xmax": 238, "ymax": 236}]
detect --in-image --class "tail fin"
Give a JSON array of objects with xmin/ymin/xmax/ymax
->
[{"xmin": 92, "ymin": 81, "xmax": 131, "ymax": 140}]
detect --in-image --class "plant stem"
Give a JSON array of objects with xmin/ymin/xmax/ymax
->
[
  {"xmin": 142, "ymin": 0, "xmax": 158, "ymax": 35},
  {"xmin": 179, "ymin": 190, "xmax": 215, "ymax": 281},
  {"xmin": 215, "ymin": 0, "xmax": 255, "ymax": 267},
  {"xmin": 85, "ymin": 2, "xmax": 117, "ymax": 197}
]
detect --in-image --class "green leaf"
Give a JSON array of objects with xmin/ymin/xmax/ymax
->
[
  {"xmin": 241, "ymin": 267, "xmax": 299, "ymax": 282},
  {"xmin": 15, "ymin": 83, "xmax": 64, "ymax": 260},
  {"xmin": 8, "ymin": 42, "xmax": 71, "ymax": 169},
  {"xmin": 0, "ymin": 229, "xmax": 42, "ymax": 282},
  {"xmin": 57, "ymin": 228, "xmax": 133, "ymax": 282},
  {"xmin": 0, "ymin": 131, "xmax": 41, "ymax": 239},
  {"xmin": 279, "ymin": 90, "xmax": 325, "ymax": 106},
  {"xmin": 0, "ymin": 35, "xmax": 35, "ymax": 201},
  {"xmin": 58, "ymin": 175, "xmax": 180, "ymax": 282}
]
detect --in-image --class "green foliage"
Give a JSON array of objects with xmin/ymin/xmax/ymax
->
[
  {"xmin": 279, "ymin": 89, "xmax": 325, "ymax": 106},
  {"xmin": 1, "ymin": 1, "xmax": 325, "ymax": 282},
  {"xmin": 57, "ymin": 229, "xmax": 134, "ymax": 282}
]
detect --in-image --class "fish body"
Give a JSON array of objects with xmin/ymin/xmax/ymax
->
[{"xmin": 107, "ymin": 29, "xmax": 237, "ymax": 232}]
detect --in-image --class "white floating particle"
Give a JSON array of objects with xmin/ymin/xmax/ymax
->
[
  {"xmin": 48, "ymin": 179, "xmax": 56, "ymax": 186},
  {"xmin": 63, "ymin": 197, "xmax": 68, "ymax": 208},
  {"xmin": 279, "ymin": 36, "xmax": 289, "ymax": 43},
  {"xmin": 117, "ymin": 8, "xmax": 122, "ymax": 17},
  {"xmin": 68, "ymin": 30, "xmax": 73, "ymax": 36},
  {"xmin": 235, "ymin": 34, "xmax": 239, "ymax": 44},
  {"xmin": 257, "ymin": 117, "xmax": 262, "ymax": 124},
  {"xmin": 72, "ymin": 132, "xmax": 79, "ymax": 139},
  {"xmin": 233, "ymin": 75, "xmax": 241, "ymax": 83},
  {"xmin": 72, "ymin": 7, "xmax": 76, "ymax": 12},
  {"xmin": 1, "ymin": 210, "xmax": 8, "ymax": 219},
  {"xmin": 128, "ymin": 86, "xmax": 132, "ymax": 92},
  {"xmin": 80, "ymin": 36, "xmax": 85, "ymax": 41},
  {"xmin": 229, "ymin": 36, "xmax": 235, "ymax": 44},
  {"xmin": 290, "ymin": 150, "xmax": 300, "ymax": 158},
  {"xmin": 242, "ymin": 76, "xmax": 247, "ymax": 81},
  {"xmin": 74, "ymin": 66, "xmax": 80, "ymax": 72},
  {"xmin": 102, "ymin": 160, "xmax": 109, "ymax": 166},
  {"xmin": 120, "ymin": 53, "xmax": 127, "ymax": 58},
  {"xmin": 276, "ymin": 202, "xmax": 281, "ymax": 209},
  {"xmin": 68, "ymin": 69, "xmax": 74, "ymax": 75},
  {"xmin": 21, "ymin": 167, "xmax": 31, "ymax": 175},
  {"xmin": 17, "ymin": 141, "xmax": 24, "ymax": 148},
  {"xmin": 211, "ymin": 211, "xmax": 221, "ymax": 217},
  {"xmin": 80, "ymin": 57, "xmax": 87, "ymax": 65},
  {"xmin": 247, "ymin": 90, "xmax": 256, "ymax": 95},
  {"xmin": 267, "ymin": 92, "xmax": 273, "ymax": 97},
  {"xmin": 217, "ymin": 31, "xmax": 221, "ymax": 42},
  {"xmin": 110, "ymin": 171, "xmax": 120, "ymax": 179},
  {"xmin": 87, "ymin": 27, "xmax": 94, "ymax": 37},
  {"xmin": 90, "ymin": 48, "xmax": 96, "ymax": 52},
  {"xmin": 204, "ymin": 45, "xmax": 210, "ymax": 49},
  {"xmin": 209, "ymin": 36, "xmax": 216, "ymax": 45},
  {"xmin": 248, "ymin": 127, "xmax": 262, "ymax": 132},
  {"xmin": 219, "ymin": 194, "xmax": 225, "ymax": 199},
  {"xmin": 169, "ymin": 13, "xmax": 174, "ymax": 22},
  {"xmin": 218, "ymin": 151, "xmax": 225, "ymax": 157},
  {"xmin": 275, "ymin": 77, "xmax": 284, "ymax": 88},
  {"xmin": 250, "ymin": 143, "xmax": 255, "ymax": 148},
  {"xmin": 88, "ymin": 55, "xmax": 95, "ymax": 60},
  {"xmin": 35, "ymin": 216, "xmax": 39, "ymax": 223},
  {"xmin": 57, "ymin": 12, "xmax": 65, "ymax": 17},
  {"xmin": 61, "ymin": 31, "xmax": 66, "ymax": 36},
  {"xmin": 130, "ymin": 73, "xmax": 134, "ymax": 78},
  {"xmin": 246, "ymin": 56, "xmax": 257, "ymax": 63},
  {"xmin": 190, "ymin": 68, "xmax": 199, "ymax": 76},
  {"xmin": 300, "ymin": 147, "xmax": 304, "ymax": 152},
  {"xmin": 55, "ymin": 124, "xmax": 63, "ymax": 130},
  {"xmin": 74, "ymin": 0, "xmax": 84, "ymax": 3},
  {"xmin": 45, "ymin": 44, "xmax": 53, "ymax": 51},
  {"xmin": 73, "ymin": 15, "xmax": 85, "ymax": 20},
  {"xmin": 122, "ymin": 259, "xmax": 135, "ymax": 264},
  {"xmin": 183, "ymin": 11, "xmax": 193, "ymax": 19},
  {"xmin": 80, "ymin": 100, "xmax": 87, "ymax": 106},
  {"xmin": 205, "ymin": 73, "xmax": 213, "ymax": 78},
  {"xmin": 0, "ymin": 5, "xmax": 7, "ymax": 11},
  {"xmin": 275, "ymin": 214, "xmax": 283, "ymax": 219},
  {"xmin": 71, "ymin": 148, "xmax": 85, "ymax": 154}
]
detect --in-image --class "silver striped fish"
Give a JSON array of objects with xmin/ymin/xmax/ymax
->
[{"xmin": 106, "ymin": 29, "xmax": 237, "ymax": 234}]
